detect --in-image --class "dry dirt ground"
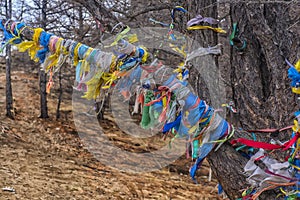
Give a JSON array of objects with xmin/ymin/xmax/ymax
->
[{"xmin": 0, "ymin": 63, "xmax": 226, "ymax": 199}]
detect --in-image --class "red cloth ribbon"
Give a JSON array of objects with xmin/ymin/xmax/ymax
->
[{"xmin": 231, "ymin": 132, "xmax": 300, "ymax": 151}]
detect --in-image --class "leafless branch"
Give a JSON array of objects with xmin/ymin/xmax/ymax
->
[
  {"xmin": 199, "ymin": 0, "xmax": 297, "ymax": 11},
  {"xmin": 111, "ymin": 3, "xmax": 173, "ymax": 19}
]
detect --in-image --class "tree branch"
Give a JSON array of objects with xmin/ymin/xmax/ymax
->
[
  {"xmin": 111, "ymin": 3, "xmax": 173, "ymax": 19},
  {"xmin": 198, "ymin": 0, "xmax": 297, "ymax": 11}
]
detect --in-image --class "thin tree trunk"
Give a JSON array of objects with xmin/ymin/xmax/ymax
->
[
  {"xmin": 5, "ymin": 44, "xmax": 13, "ymax": 119},
  {"xmin": 56, "ymin": 65, "xmax": 63, "ymax": 120},
  {"xmin": 5, "ymin": 0, "xmax": 14, "ymax": 119},
  {"xmin": 39, "ymin": 0, "xmax": 49, "ymax": 118},
  {"xmin": 39, "ymin": 70, "xmax": 48, "ymax": 118}
]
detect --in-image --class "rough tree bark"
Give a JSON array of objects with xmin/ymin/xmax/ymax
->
[
  {"xmin": 151, "ymin": 1, "xmax": 297, "ymax": 199},
  {"xmin": 5, "ymin": 0, "xmax": 14, "ymax": 119},
  {"xmin": 227, "ymin": 1, "xmax": 300, "ymax": 130},
  {"xmin": 184, "ymin": 1, "xmax": 255, "ymax": 199},
  {"xmin": 185, "ymin": 1, "xmax": 299, "ymax": 199}
]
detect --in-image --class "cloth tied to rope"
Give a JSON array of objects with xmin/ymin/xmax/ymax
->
[
  {"xmin": 231, "ymin": 132, "xmax": 300, "ymax": 151},
  {"xmin": 15, "ymin": 28, "xmax": 44, "ymax": 62},
  {"xmin": 287, "ymin": 59, "xmax": 300, "ymax": 94},
  {"xmin": 187, "ymin": 15, "xmax": 219, "ymax": 27},
  {"xmin": 0, "ymin": 20, "xmax": 26, "ymax": 50},
  {"xmin": 243, "ymin": 149, "xmax": 297, "ymax": 200}
]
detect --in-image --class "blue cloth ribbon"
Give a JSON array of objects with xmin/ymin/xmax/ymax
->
[
  {"xmin": 163, "ymin": 112, "xmax": 182, "ymax": 133},
  {"xmin": 37, "ymin": 31, "xmax": 53, "ymax": 63},
  {"xmin": 0, "ymin": 20, "xmax": 13, "ymax": 43},
  {"xmin": 171, "ymin": 6, "xmax": 187, "ymax": 20},
  {"xmin": 190, "ymin": 119, "xmax": 229, "ymax": 180},
  {"xmin": 288, "ymin": 67, "xmax": 300, "ymax": 88},
  {"xmin": 75, "ymin": 62, "xmax": 82, "ymax": 82},
  {"xmin": 78, "ymin": 44, "xmax": 89, "ymax": 58}
]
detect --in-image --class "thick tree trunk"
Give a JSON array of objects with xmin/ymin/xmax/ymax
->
[
  {"xmin": 184, "ymin": 1, "xmax": 253, "ymax": 199},
  {"xmin": 228, "ymin": 2, "xmax": 300, "ymax": 130},
  {"xmin": 208, "ymin": 133, "xmax": 278, "ymax": 199},
  {"xmin": 185, "ymin": 1, "xmax": 299, "ymax": 199}
]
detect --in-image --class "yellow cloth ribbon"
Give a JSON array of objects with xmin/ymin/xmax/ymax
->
[
  {"xmin": 292, "ymin": 87, "xmax": 300, "ymax": 94},
  {"xmin": 279, "ymin": 187, "xmax": 300, "ymax": 197},
  {"xmin": 15, "ymin": 28, "xmax": 44, "ymax": 62},
  {"xmin": 44, "ymin": 37, "xmax": 63, "ymax": 71},
  {"xmin": 107, "ymin": 26, "xmax": 138, "ymax": 47},
  {"xmin": 101, "ymin": 71, "xmax": 118, "ymax": 89},
  {"xmin": 82, "ymin": 55, "xmax": 118, "ymax": 100},
  {"xmin": 295, "ymin": 59, "xmax": 300, "ymax": 72},
  {"xmin": 188, "ymin": 124, "xmax": 199, "ymax": 134},
  {"xmin": 174, "ymin": 64, "xmax": 186, "ymax": 80},
  {"xmin": 77, "ymin": 47, "xmax": 94, "ymax": 79},
  {"xmin": 187, "ymin": 25, "xmax": 226, "ymax": 33},
  {"xmin": 82, "ymin": 70, "xmax": 105, "ymax": 100},
  {"xmin": 140, "ymin": 46, "xmax": 148, "ymax": 63},
  {"xmin": 292, "ymin": 119, "xmax": 299, "ymax": 132},
  {"xmin": 291, "ymin": 138, "xmax": 300, "ymax": 160},
  {"xmin": 292, "ymin": 60, "xmax": 300, "ymax": 94},
  {"xmin": 127, "ymin": 34, "xmax": 138, "ymax": 44},
  {"xmin": 73, "ymin": 43, "xmax": 82, "ymax": 66},
  {"xmin": 169, "ymin": 43, "xmax": 186, "ymax": 58}
]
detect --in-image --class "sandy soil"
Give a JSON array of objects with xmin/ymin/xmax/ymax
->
[{"xmin": 0, "ymin": 65, "xmax": 226, "ymax": 199}]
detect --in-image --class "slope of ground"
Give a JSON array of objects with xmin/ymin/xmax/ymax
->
[{"xmin": 0, "ymin": 61, "xmax": 226, "ymax": 199}]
